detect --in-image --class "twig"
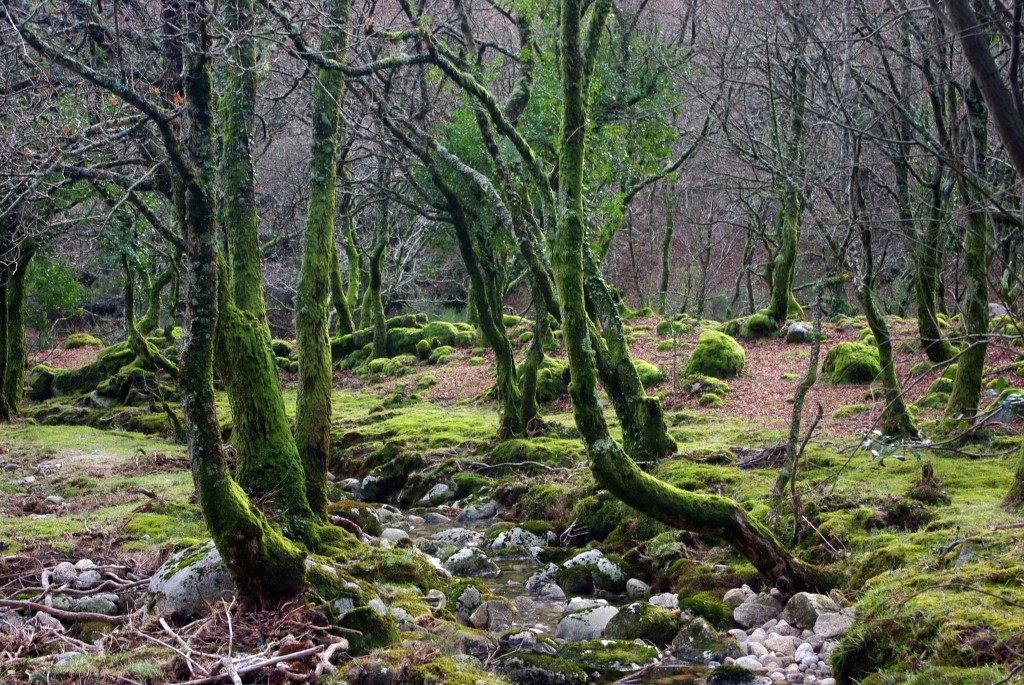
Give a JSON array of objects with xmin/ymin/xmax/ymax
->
[
  {"xmin": 220, "ymin": 657, "xmax": 242, "ymax": 685},
  {"xmin": 138, "ymin": 631, "xmax": 208, "ymax": 677},
  {"xmin": 170, "ymin": 644, "xmax": 325, "ymax": 685},
  {"xmin": 0, "ymin": 598, "xmax": 126, "ymax": 624},
  {"xmin": 991, "ymin": 521, "xmax": 1024, "ymax": 531}
]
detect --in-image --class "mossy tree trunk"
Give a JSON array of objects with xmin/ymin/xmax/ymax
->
[
  {"xmin": 946, "ymin": 81, "xmax": 991, "ymax": 421},
  {"xmin": 338, "ymin": 167, "xmax": 362, "ymax": 323},
  {"xmin": 851, "ymin": 141, "xmax": 917, "ymax": 438},
  {"xmin": 137, "ymin": 262, "xmax": 176, "ymax": 336},
  {"xmin": 914, "ymin": 168, "xmax": 955, "ymax": 363},
  {"xmin": 364, "ymin": 235, "xmax": 388, "ymax": 360},
  {"xmin": 295, "ymin": 0, "xmax": 350, "ymax": 518},
  {"xmin": 549, "ymin": 0, "xmax": 830, "ymax": 592},
  {"xmin": 217, "ymin": 0, "xmax": 311, "ymax": 518},
  {"xmin": 330, "ymin": 247, "xmax": 355, "ymax": 336},
  {"xmin": 657, "ymin": 187, "xmax": 674, "ymax": 317},
  {"xmin": 1007, "ymin": 444, "xmax": 1024, "ymax": 508},
  {"xmin": 1, "ymin": 245, "xmax": 32, "ymax": 420},
  {"xmin": 176, "ymin": 4, "xmax": 306, "ymax": 606}
]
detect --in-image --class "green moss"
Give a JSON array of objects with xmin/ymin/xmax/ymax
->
[
  {"xmin": 929, "ymin": 377, "xmax": 956, "ymax": 394},
  {"xmin": 338, "ymin": 606, "xmax": 400, "ymax": 655},
  {"xmin": 419, "ymin": 321, "xmax": 459, "ymax": 346},
  {"xmin": 685, "ymin": 330, "xmax": 745, "ymax": 379},
  {"xmin": 415, "ymin": 338, "xmax": 432, "ymax": 360},
  {"xmin": 706, "ymin": 664, "xmax": 757, "ymax": 684},
  {"xmin": 454, "ymin": 330, "xmax": 476, "ymax": 348},
  {"xmin": 699, "ymin": 393, "xmax": 724, "ymax": 408},
  {"xmin": 780, "ymin": 373, "xmax": 799, "ymax": 380},
  {"xmin": 633, "ymin": 359, "xmax": 667, "ymax": 389},
  {"xmin": 518, "ymin": 330, "xmax": 534, "ymax": 345},
  {"xmin": 558, "ymin": 639, "xmax": 660, "ymax": 674},
  {"xmin": 678, "ymin": 591, "xmax": 733, "ymax": 630},
  {"xmin": 65, "ymin": 332, "xmax": 103, "ymax": 349},
  {"xmin": 516, "ymin": 356, "xmax": 570, "ymax": 402},
  {"xmin": 468, "ymin": 356, "xmax": 485, "ymax": 366},
  {"xmin": 270, "ymin": 339, "xmax": 293, "ymax": 357},
  {"xmin": 656, "ymin": 319, "xmax": 692, "ymax": 336},
  {"xmin": 122, "ymin": 502, "xmax": 206, "ymax": 550},
  {"xmin": 849, "ymin": 545, "xmax": 910, "ymax": 589},
  {"xmin": 428, "ymin": 346, "xmax": 455, "ymax": 364},
  {"xmin": 385, "ymin": 327, "xmax": 425, "ymax": 356},
  {"xmin": 517, "ymin": 483, "xmax": 575, "ymax": 526},
  {"xmin": 739, "ymin": 310, "xmax": 776, "ymax": 339},
  {"xmin": 833, "ymin": 404, "xmax": 870, "ymax": 419},
  {"xmin": 414, "ymin": 374, "xmax": 437, "ymax": 390},
  {"xmin": 452, "ymin": 471, "xmax": 493, "ymax": 497},
  {"xmin": 50, "ymin": 646, "xmax": 176, "ymax": 681},
  {"xmin": 917, "ymin": 392, "xmax": 950, "ymax": 409},
  {"xmin": 603, "ymin": 602, "xmax": 683, "ymax": 643},
  {"xmin": 327, "ymin": 500, "xmax": 383, "ymax": 536},
  {"xmin": 823, "ymin": 342, "xmax": 881, "ymax": 384}
]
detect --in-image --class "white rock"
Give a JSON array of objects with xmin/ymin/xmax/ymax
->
[
  {"xmin": 813, "ymin": 613, "xmax": 854, "ymax": 639},
  {"xmin": 649, "ymin": 592, "xmax": 679, "ymax": 609},
  {"xmin": 148, "ymin": 541, "xmax": 235, "ymax": 618},
  {"xmin": 626, "ymin": 578, "xmax": 651, "ymax": 599},
  {"xmin": 554, "ymin": 605, "xmax": 619, "ymax": 642},
  {"xmin": 734, "ymin": 656, "xmax": 762, "ymax": 671}
]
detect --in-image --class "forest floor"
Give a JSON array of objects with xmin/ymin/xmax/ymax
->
[{"xmin": 2, "ymin": 314, "xmax": 1023, "ymax": 685}]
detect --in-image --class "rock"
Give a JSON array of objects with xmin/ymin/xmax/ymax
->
[
  {"xmin": 604, "ymin": 601, "xmax": 683, "ymax": 643},
  {"xmin": 0, "ymin": 609, "xmax": 26, "ymax": 635},
  {"xmin": 45, "ymin": 495, "xmax": 65, "ymax": 505},
  {"xmin": 786, "ymin": 323, "xmax": 811, "ymax": 344},
  {"xmin": 764, "ymin": 636, "xmax": 796, "ymax": 656},
  {"xmin": 35, "ymin": 611, "xmax": 65, "ymax": 632},
  {"xmin": 526, "ymin": 563, "xmax": 558, "ymax": 594},
  {"xmin": 540, "ymin": 584, "xmax": 566, "ymax": 601},
  {"xmin": 428, "ymin": 528, "xmax": 484, "ymax": 549},
  {"xmin": 990, "ymin": 302, "xmax": 1010, "ymax": 318},
  {"xmin": 496, "ymin": 653, "xmax": 589, "ymax": 685},
  {"xmin": 75, "ymin": 559, "xmax": 97, "ymax": 571},
  {"xmin": 53, "ymin": 651, "xmax": 81, "ymax": 664},
  {"xmin": 559, "ymin": 639, "xmax": 660, "ymax": 672},
  {"xmin": 457, "ymin": 500, "xmax": 498, "ymax": 521},
  {"xmin": 723, "ymin": 588, "xmax": 749, "ymax": 607},
  {"xmin": 782, "ymin": 593, "xmax": 840, "ymax": 630},
  {"xmin": 565, "ymin": 597, "xmax": 608, "ymax": 612},
  {"xmin": 420, "ymin": 483, "xmax": 451, "ymax": 504},
  {"xmin": 454, "ymin": 586, "xmax": 481, "ymax": 623},
  {"xmin": 555, "ymin": 605, "xmax": 620, "ymax": 642},
  {"xmin": 443, "ymin": 548, "xmax": 500, "ymax": 578},
  {"xmin": 424, "ymin": 512, "xmax": 451, "ymax": 524},
  {"xmin": 469, "ymin": 599, "xmax": 514, "ymax": 632},
  {"xmin": 794, "ymin": 642, "xmax": 815, "ymax": 661},
  {"xmin": 748, "ymin": 641, "xmax": 769, "ymax": 657},
  {"xmin": 626, "ymin": 578, "xmax": 651, "ymax": 599},
  {"xmin": 733, "ymin": 593, "xmax": 783, "ymax": 628},
  {"xmin": 673, "ymin": 617, "xmax": 739, "ymax": 664},
  {"xmin": 72, "ymin": 597, "xmax": 117, "ymax": 616},
  {"xmin": 148, "ymin": 541, "xmax": 235, "ymax": 618},
  {"xmin": 380, "ymin": 528, "xmax": 409, "ymax": 543},
  {"xmin": 562, "ymin": 550, "xmax": 627, "ymax": 592},
  {"xmin": 734, "ymin": 655, "xmax": 762, "ymax": 671},
  {"xmin": 649, "ymin": 592, "xmax": 680, "ymax": 609},
  {"xmin": 51, "ymin": 562, "xmax": 77, "ymax": 585},
  {"xmin": 491, "ymin": 526, "xmax": 546, "ymax": 550},
  {"xmin": 74, "ymin": 570, "xmax": 103, "ymax": 589},
  {"xmin": 812, "ymin": 612, "xmax": 854, "ymax": 639},
  {"xmin": 502, "ymin": 629, "xmax": 541, "ymax": 650}
]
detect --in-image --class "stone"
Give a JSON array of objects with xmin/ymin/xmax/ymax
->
[
  {"xmin": 773, "ymin": 620, "xmax": 802, "ymax": 637},
  {"xmin": 794, "ymin": 642, "xmax": 815, "ymax": 661},
  {"xmin": 734, "ymin": 656, "xmax": 762, "ymax": 671},
  {"xmin": 35, "ymin": 611, "xmax": 65, "ymax": 632},
  {"xmin": 457, "ymin": 500, "xmax": 498, "ymax": 521},
  {"xmin": 444, "ymin": 547, "xmax": 500, "ymax": 578},
  {"xmin": 733, "ymin": 593, "xmax": 783, "ymax": 628},
  {"xmin": 74, "ymin": 570, "xmax": 103, "ymax": 589},
  {"xmin": 420, "ymin": 483, "xmax": 451, "ymax": 504},
  {"xmin": 748, "ymin": 641, "xmax": 769, "ymax": 658},
  {"xmin": 45, "ymin": 495, "xmax": 65, "ymax": 505},
  {"xmin": 469, "ymin": 599, "xmax": 514, "ymax": 632},
  {"xmin": 555, "ymin": 605, "xmax": 620, "ymax": 642},
  {"xmin": 626, "ymin": 578, "xmax": 651, "ymax": 599},
  {"xmin": 672, "ymin": 617, "xmax": 739, "ymax": 664},
  {"xmin": 455, "ymin": 586, "xmax": 481, "ymax": 622},
  {"xmin": 0, "ymin": 609, "xmax": 26, "ymax": 635},
  {"xmin": 764, "ymin": 636, "xmax": 796, "ymax": 656},
  {"xmin": 786, "ymin": 323, "xmax": 811, "ymax": 344},
  {"xmin": 562, "ymin": 549, "xmax": 626, "ymax": 592},
  {"xmin": 427, "ymin": 528, "xmax": 484, "ymax": 549},
  {"xmin": 148, "ymin": 541, "xmax": 235, "ymax": 618},
  {"xmin": 990, "ymin": 302, "xmax": 1010, "ymax": 318},
  {"xmin": 782, "ymin": 593, "xmax": 840, "ymax": 630},
  {"xmin": 50, "ymin": 562, "xmax": 77, "ymax": 585},
  {"xmin": 380, "ymin": 528, "xmax": 410, "ymax": 543},
  {"xmin": 565, "ymin": 597, "xmax": 608, "ymax": 612},
  {"xmin": 495, "ymin": 654, "xmax": 588, "ymax": 685},
  {"xmin": 604, "ymin": 601, "xmax": 683, "ymax": 643},
  {"xmin": 491, "ymin": 527, "xmax": 545, "ymax": 550},
  {"xmin": 723, "ymin": 588, "xmax": 749, "ymax": 607},
  {"xmin": 649, "ymin": 592, "xmax": 680, "ymax": 609},
  {"xmin": 540, "ymin": 583, "xmax": 566, "ymax": 601},
  {"xmin": 72, "ymin": 597, "xmax": 117, "ymax": 616},
  {"xmin": 812, "ymin": 613, "xmax": 853, "ymax": 639},
  {"xmin": 75, "ymin": 559, "xmax": 97, "ymax": 571},
  {"xmin": 526, "ymin": 564, "xmax": 558, "ymax": 594},
  {"xmin": 423, "ymin": 512, "xmax": 451, "ymax": 524}
]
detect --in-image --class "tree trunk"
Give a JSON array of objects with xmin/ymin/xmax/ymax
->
[
  {"xmin": 330, "ymin": 248, "xmax": 355, "ymax": 336},
  {"xmin": 137, "ymin": 263, "xmax": 176, "ymax": 336},
  {"xmin": 947, "ymin": 82, "xmax": 991, "ymax": 420},
  {"xmin": 915, "ymin": 167, "xmax": 955, "ymax": 363},
  {"xmin": 177, "ymin": 5, "xmax": 306, "ymax": 606},
  {"xmin": 295, "ymin": 0, "xmax": 350, "ymax": 518},
  {"xmin": 1, "ymin": 247, "xmax": 31, "ymax": 419},
  {"xmin": 218, "ymin": 0, "xmax": 310, "ymax": 518},
  {"xmin": 0, "ymin": 263, "xmax": 10, "ymax": 422},
  {"xmin": 1007, "ymin": 443, "xmax": 1024, "ymax": 507},
  {"xmin": 657, "ymin": 188, "xmax": 674, "ymax": 316}
]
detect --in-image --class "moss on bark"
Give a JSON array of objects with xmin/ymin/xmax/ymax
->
[{"xmin": 1, "ymin": 246, "xmax": 32, "ymax": 419}]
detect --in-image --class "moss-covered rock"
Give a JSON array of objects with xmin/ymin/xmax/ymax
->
[
  {"xmin": 453, "ymin": 330, "xmax": 476, "ymax": 348},
  {"xmin": 833, "ymin": 404, "xmax": 870, "ymax": 419},
  {"xmin": 327, "ymin": 501, "xmax": 384, "ymax": 537},
  {"xmin": 516, "ymin": 356, "xmax": 570, "ymax": 403},
  {"xmin": 823, "ymin": 342, "xmax": 881, "ymax": 384},
  {"xmin": 738, "ymin": 310, "xmax": 777, "ymax": 339},
  {"xmin": 65, "ymin": 333, "xmax": 103, "ymax": 349},
  {"xmin": 338, "ymin": 606, "xmax": 400, "ymax": 655},
  {"xmin": 495, "ymin": 652, "xmax": 588, "ymax": 685},
  {"xmin": 603, "ymin": 602, "xmax": 683, "ymax": 643},
  {"xmin": 634, "ymin": 360, "xmax": 666, "ymax": 388},
  {"xmin": 656, "ymin": 319, "xmax": 692, "ymax": 336},
  {"xmin": 706, "ymin": 664, "xmax": 757, "ymax": 685},
  {"xmin": 558, "ymin": 639, "xmax": 660, "ymax": 674},
  {"xmin": 699, "ymin": 393, "xmax": 724, "ymax": 408},
  {"xmin": 678, "ymin": 592, "xmax": 734, "ymax": 630},
  {"xmin": 270, "ymin": 339, "xmax": 293, "ymax": 357},
  {"xmin": 685, "ymin": 330, "xmax": 745, "ymax": 379},
  {"xmin": 419, "ymin": 321, "xmax": 459, "ymax": 347}
]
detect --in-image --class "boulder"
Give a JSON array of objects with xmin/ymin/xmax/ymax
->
[
  {"xmin": 50, "ymin": 562, "xmax": 77, "ymax": 586},
  {"xmin": 427, "ymin": 528, "xmax": 484, "ymax": 549},
  {"xmin": 491, "ymin": 526, "xmax": 546, "ymax": 550},
  {"xmin": 148, "ymin": 541, "xmax": 235, "ymax": 619},
  {"xmin": 72, "ymin": 596, "xmax": 117, "ymax": 616},
  {"xmin": 782, "ymin": 592, "xmax": 840, "ymax": 630},
  {"xmin": 672, "ymin": 617, "xmax": 740, "ymax": 664},
  {"xmin": 650, "ymin": 592, "xmax": 680, "ymax": 609},
  {"xmin": 555, "ymin": 605, "xmax": 620, "ymax": 642},
  {"xmin": 813, "ymin": 612, "xmax": 854, "ymax": 639},
  {"xmin": 443, "ymin": 548, "xmax": 500, "ymax": 578},
  {"xmin": 626, "ymin": 578, "xmax": 651, "ymax": 599},
  {"xmin": 733, "ymin": 593, "xmax": 783, "ymax": 628},
  {"xmin": 419, "ymin": 483, "xmax": 451, "ymax": 504},
  {"xmin": 558, "ymin": 639, "xmax": 660, "ymax": 673},
  {"xmin": 786, "ymin": 323, "xmax": 811, "ymax": 344},
  {"xmin": 990, "ymin": 302, "xmax": 1010, "ymax": 318},
  {"xmin": 603, "ymin": 601, "xmax": 682, "ymax": 643},
  {"xmin": 457, "ymin": 500, "xmax": 498, "ymax": 521},
  {"xmin": 469, "ymin": 599, "xmax": 514, "ymax": 632}
]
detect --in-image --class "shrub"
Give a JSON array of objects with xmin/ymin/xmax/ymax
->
[{"xmin": 684, "ymin": 330, "xmax": 745, "ymax": 379}]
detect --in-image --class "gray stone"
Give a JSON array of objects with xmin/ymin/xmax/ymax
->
[
  {"xmin": 812, "ymin": 613, "xmax": 853, "ymax": 639},
  {"xmin": 491, "ymin": 526, "xmax": 545, "ymax": 550},
  {"xmin": 443, "ymin": 547, "xmax": 500, "ymax": 578},
  {"xmin": 458, "ymin": 500, "xmax": 498, "ymax": 521},
  {"xmin": 990, "ymin": 302, "xmax": 1010, "ymax": 318},
  {"xmin": 723, "ymin": 587, "xmax": 749, "ymax": 607},
  {"xmin": 35, "ymin": 611, "xmax": 65, "ymax": 632},
  {"xmin": 649, "ymin": 592, "xmax": 680, "ymax": 609},
  {"xmin": 428, "ymin": 528, "xmax": 484, "ymax": 549},
  {"xmin": 469, "ymin": 599, "xmax": 514, "ymax": 632},
  {"xmin": 380, "ymin": 527, "xmax": 410, "ymax": 543},
  {"xmin": 764, "ymin": 636, "xmax": 796, "ymax": 656},
  {"xmin": 539, "ymin": 584, "xmax": 565, "ymax": 601},
  {"xmin": 562, "ymin": 549, "xmax": 626, "ymax": 591},
  {"xmin": 734, "ymin": 655, "xmax": 762, "ymax": 671},
  {"xmin": 555, "ymin": 605, "xmax": 619, "ymax": 642},
  {"xmin": 565, "ymin": 597, "xmax": 608, "ymax": 612},
  {"xmin": 75, "ymin": 559, "xmax": 97, "ymax": 571},
  {"xmin": 525, "ymin": 564, "xmax": 558, "ymax": 594},
  {"xmin": 45, "ymin": 495, "xmax": 65, "ymax": 505},
  {"xmin": 782, "ymin": 593, "xmax": 840, "ymax": 630},
  {"xmin": 626, "ymin": 578, "xmax": 651, "ymax": 599},
  {"xmin": 72, "ymin": 597, "xmax": 117, "ymax": 616},
  {"xmin": 734, "ymin": 593, "xmax": 783, "ymax": 628},
  {"xmin": 0, "ymin": 609, "xmax": 26, "ymax": 635},
  {"xmin": 786, "ymin": 323, "xmax": 811, "ymax": 344},
  {"xmin": 51, "ymin": 562, "xmax": 77, "ymax": 585},
  {"xmin": 672, "ymin": 617, "xmax": 739, "ymax": 664},
  {"xmin": 74, "ymin": 570, "xmax": 103, "ymax": 589},
  {"xmin": 455, "ymin": 586, "xmax": 481, "ymax": 622},
  {"xmin": 148, "ymin": 541, "xmax": 235, "ymax": 618},
  {"xmin": 424, "ymin": 512, "xmax": 451, "ymax": 524},
  {"xmin": 794, "ymin": 642, "xmax": 815, "ymax": 661},
  {"xmin": 421, "ymin": 483, "xmax": 451, "ymax": 504}
]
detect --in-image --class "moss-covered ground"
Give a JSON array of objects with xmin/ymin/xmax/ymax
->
[{"xmin": 4, "ymin": 314, "xmax": 1023, "ymax": 683}]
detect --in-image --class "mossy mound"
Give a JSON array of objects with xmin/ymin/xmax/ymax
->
[
  {"xmin": 634, "ymin": 360, "xmax": 666, "ymax": 388},
  {"xmin": 656, "ymin": 319, "xmax": 693, "ymax": 337},
  {"xmin": 270, "ymin": 339, "xmax": 293, "ymax": 357},
  {"xmin": 681, "ymin": 374, "xmax": 730, "ymax": 396},
  {"xmin": 823, "ymin": 341, "xmax": 881, "ymax": 384},
  {"xmin": 678, "ymin": 591, "xmax": 734, "ymax": 630},
  {"xmin": 338, "ymin": 606, "xmax": 400, "ymax": 656},
  {"xmin": 420, "ymin": 321, "xmax": 459, "ymax": 346},
  {"xmin": 65, "ymin": 332, "xmax": 104, "ymax": 349},
  {"xmin": 603, "ymin": 602, "xmax": 683, "ymax": 643},
  {"xmin": 699, "ymin": 393, "xmax": 724, "ymax": 408},
  {"xmin": 833, "ymin": 404, "xmax": 870, "ymax": 419},
  {"xmin": 558, "ymin": 639, "xmax": 660, "ymax": 674},
  {"xmin": 684, "ymin": 330, "xmax": 745, "ymax": 379},
  {"xmin": 738, "ymin": 310, "xmax": 777, "ymax": 339},
  {"xmin": 516, "ymin": 356, "xmax": 570, "ymax": 403}
]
